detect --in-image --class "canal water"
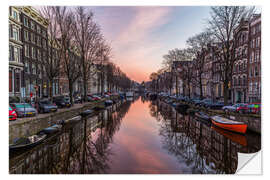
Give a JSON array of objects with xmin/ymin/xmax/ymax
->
[{"xmin": 9, "ymin": 96, "xmax": 261, "ymax": 174}]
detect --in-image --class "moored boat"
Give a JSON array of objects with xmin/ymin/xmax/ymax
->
[
  {"xmin": 195, "ymin": 111, "xmax": 211, "ymax": 121},
  {"xmin": 104, "ymin": 100, "xmax": 113, "ymax": 106},
  {"xmin": 211, "ymin": 115, "xmax": 247, "ymax": 134},
  {"xmin": 9, "ymin": 134, "xmax": 47, "ymax": 151},
  {"xmin": 39, "ymin": 124, "xmax": 62, "ymax": 135}
]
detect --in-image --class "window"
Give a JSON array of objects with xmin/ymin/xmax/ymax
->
[
  {"xmin": 9, "ymin": 70, "xmax": 12, "ymax": 92},
  {"xmin": 24, "ymin": 30, "xmax": 29, "ymax": 41},
  {"xmin": 14, "ymin": 47, "xmax": 20, "ymax": 62},
  {"xmin": 32, "ymin": 63, "xmax": 36, "ymax": 74},
  {"xmin": 37, "ymin": 49, "xmax": 41, "ymax": 60},
  {"xmin": 32, "ymin": 47, "xmax": 36, "ymax": 59},
  {"xmin": 24, "ymin": 44, "xmax": 29, "ymax": 57},
  {"xmin": 238, "ymin": 77, "xmax": 241, "ymax": 86},
  {"xmin": 42, "ymin": 29, "xmax": 46, "ymax": 37},
  {"xmin": 37, "ymin": 25, "xmax": 41, "ymax": 34},
  {"xmin": 43, "ymin": 39, "xmax": 47, "ymax": 49},
  {"xmin": 9, "ymin": 45, "xmax": 14, "ymax": 61},
  {"xmin": 25, "ymin": 62, "xmax": 29, "ymax": 73},
  {"xmin": 250, "ymin": 67, "xmax": 253, "ymax": 77},
  {"xmin": 31, "ymin": 21, "xmax": 35, "ymax": 30},
  {"xmin": 13, "ymin": 28, "xmax": 19, "ymax": 41},
  {"xmin": 12, "ymin": 10, "xmax": 18, "ymax": 21},
  {"xmin": 23, "ymin": 17, "xmax": 28, "ymax": 27},
  {"xmin": 14, "ymin": 72, "xmax": 20, "ymax": 92},
  {"xmin": 31, "ymin": 33, "xmax": 35, "ymax": 44},
  {"xmin": 249, "ymin": 82, "xmax": 253, "ymax": 92},
  {"xmin": 251, "ymin": 51, "xmax": 254, "ymax": 63},
  {"xmin": 38, "ymin": 64, "xmax": 42, "ymax": 78},
  {"xmin": 255, "ymin": 66, "xmax": 258, "ymax": 76}
]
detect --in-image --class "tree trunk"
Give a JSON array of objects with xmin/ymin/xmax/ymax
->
[
  {"xmin": 49, "ymin": 79, "xmax": 53, "ymax": 101},
  {"xmin": 83, "ymin": 74, "xmax": 87, "ymax": 102},
  {"xmin": 68, "ymin": 80, "xmax": 73, "ymax": 105},
  {"xmin": 223, "ymin": 80, "xmax": 229, "ymax": 105},
  {"xmin": 199, "ymin": 77, "xmax": 203, "ymax": 100}
]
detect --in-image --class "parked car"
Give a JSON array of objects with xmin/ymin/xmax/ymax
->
[
  {"xmin": 74, "ymin": 96, "xmax": 82, "ymax": 103},
  {"xmin": 222, "ymin": 103, "xmax": 248, "ymax": 113},
  {"xmin": 53, "ymin": 96, "xmax": 71, "ymax": 108},
  {"xmin": 92, "ymin": 95, "xmax": 102, "ymax": 101},
  {"xmin": 247, "ymin": 103, "xmax": 261, "ymax": 114},
  {"xmin": 87, "ymin": 95, "xmax": 94, "ymax": 102},
  {"xmin": 9, "ymin": 105, "xmax": 17, "ymax": 120},
  {"xmin": 10, "ymin": 103, "xmax": 37, "ymax": 118},
  {"xmin": 205, "ymin": 101, "xmax": 225, "ymax": 110},
  {"xmin": 38, "ymin": 99, "xmax": 58, "ymax": 113},
  {"xmin": 198, "ymin": 99, "xmax": 212, "ymax": 107}
]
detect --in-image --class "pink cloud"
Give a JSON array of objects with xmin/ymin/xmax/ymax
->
[{"xmin": 95, "ymin": 7, "xmax": 172, "ymax": 82}]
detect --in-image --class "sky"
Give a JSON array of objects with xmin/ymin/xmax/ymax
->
[{"xmin": 88, "ymin": 6, "xmax": 212, "ymax": 83}]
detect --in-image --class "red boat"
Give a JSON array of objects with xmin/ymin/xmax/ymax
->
[{"xmin": 211, "ymin": 115, "xmax": 247, "ymax": 134}]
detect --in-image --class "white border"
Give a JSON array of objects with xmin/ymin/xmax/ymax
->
[{"xmin": 2, "ymin": 0, "xmax": 268, "ymax": 179}]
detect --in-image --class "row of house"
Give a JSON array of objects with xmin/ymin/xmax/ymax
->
[
  {"xmin": 156, "ymin": 14, "xmax": 261, "ymax": 104},
  {"xmin": 9, "ymin": 6, "xmax": 108, "ymax": 100}
]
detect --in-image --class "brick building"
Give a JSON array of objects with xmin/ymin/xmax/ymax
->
[
  {"xmin": 232, "ymin": 19, "xmax": 249, "ymax": 103},
  {"xmin": 9, "ymin": 7, "xmax": 24, "ymax": 98},
  {"xmin": 20, "ymin": 6, "xmax": 50, "ymax": 98},
  {"xmin": 247, "ymin": 14, "xmax": 261, "ymax": 103}
]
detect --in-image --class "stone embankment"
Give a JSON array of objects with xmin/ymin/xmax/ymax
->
[{"xmin": 9, "ymin": 97, "xmax": 117, "ymax": 143}]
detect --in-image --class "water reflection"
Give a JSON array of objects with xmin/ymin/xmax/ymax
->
[
  {"xmin": 9, "ymin": 97, "xmax": 260, "ymax": 174},
  {"xmin": 149, "ymin": 100, "xmax": 261, "ymax": 174},
  {"xmin": 9, "ymin": 100, "xmax": 133, "ymax": 174}
]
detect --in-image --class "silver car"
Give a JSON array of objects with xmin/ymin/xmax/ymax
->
[{"xmin": 10, "ymin": 103, "xmax": 37, "ymax": 118}]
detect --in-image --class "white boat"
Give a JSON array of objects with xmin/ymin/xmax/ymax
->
[{"xmin": 126, "ymin": 91, "xmax": 134, "ymax": 97}]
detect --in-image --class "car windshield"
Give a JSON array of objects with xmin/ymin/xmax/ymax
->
[
  {"xmin": 40, "ymin": 101, "xmax": 52, "ymax": 105},
  {"xmin": 15, "ymin": 104, "xmax": 32, "ymax": 108},
  {"xmin": 9, "ymin": 106, "xmax": 13, "ymax": 111}
]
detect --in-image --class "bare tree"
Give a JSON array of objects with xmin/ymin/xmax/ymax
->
[
  {"xmin": 72, "ymin": 7, "xmax": 102, "ymax": 101},
  {"xmin": 207, "ymin": 6, "xmax": 254, "ymax": 105},
  {"xmin": 54, "ymin": 7, "xmax": 81, "ymax": 105},
  {"xmin": 186, "ymin": 31, "xmax": 214, "ymax": 99},
  {"xmin": 40, "ymin": 6, "xmax": 61, "ymax": 100}
]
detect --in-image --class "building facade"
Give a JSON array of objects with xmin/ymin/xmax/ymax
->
[
  {"xmin": 232, "ymin": 19, "xmax": 249, "ymax": 103},
  {"xmin": 247, "ymin": 14, "xmax": 261, "ymax": 103},
  {"xmin": 9, "ymin": 7, "xmax": 24, "ymax": 98},
  {"xmin": 20, "ymin": 6, "xmax": 49, "ymax": 99}
]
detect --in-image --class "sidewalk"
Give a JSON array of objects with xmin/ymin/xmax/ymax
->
[{"xmin": 9, "ymin": 102, "xmax": 87, "ymax": 126}]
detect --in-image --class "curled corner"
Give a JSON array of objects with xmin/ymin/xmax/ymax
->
[{"xmin": 236, "ymin": 151, "xmax": 262, "ymax": 174}]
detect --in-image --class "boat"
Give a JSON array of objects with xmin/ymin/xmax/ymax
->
[
  {"xmin": 211, "ymin": 115, "xmax": 247, "ymax": 134},
  {"xmin": 126, "ymin": 91, "xmax": 134, "ymax": 97},
  {"xmin": 195, "ymin": 111, "xmax": 211, "ymax": 121},
  {"xmin": 64, "ymin": 116, "xmax": 82, "ymax": 124},
  {"xmin": 93, "ymin": 105, "xmax": 105, "ymax": 111},
  {"xmin": 104, "ymin": 100, "xmax": 113, "ymax": 106},
  {"xmin": 9, "ymin": 134, "xmax": 47, "ymax": 151},
  {"xmin": 39, "ymin": 124, "xmax": 62, "ymax": 135},
  {"xmin": 211, "ymin": 125, "xmax": 247, "ymax": 146}
]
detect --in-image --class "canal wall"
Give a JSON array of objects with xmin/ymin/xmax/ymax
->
[
  {"xmin": 160, "ymin": 98, "xmax": 261, "ymax": 134},
  {"xmin": 9, "ymin": 99, "xmax": 112, "ymax": 143}
]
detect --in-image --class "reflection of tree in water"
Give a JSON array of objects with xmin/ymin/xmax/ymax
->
[
  {"xmin": 51, "ymin": 101, "xmax": 132, "ymax": 174},
  {"xmin": 151, "ymin": 100, "xmax": 260, "ymax": 174}
]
